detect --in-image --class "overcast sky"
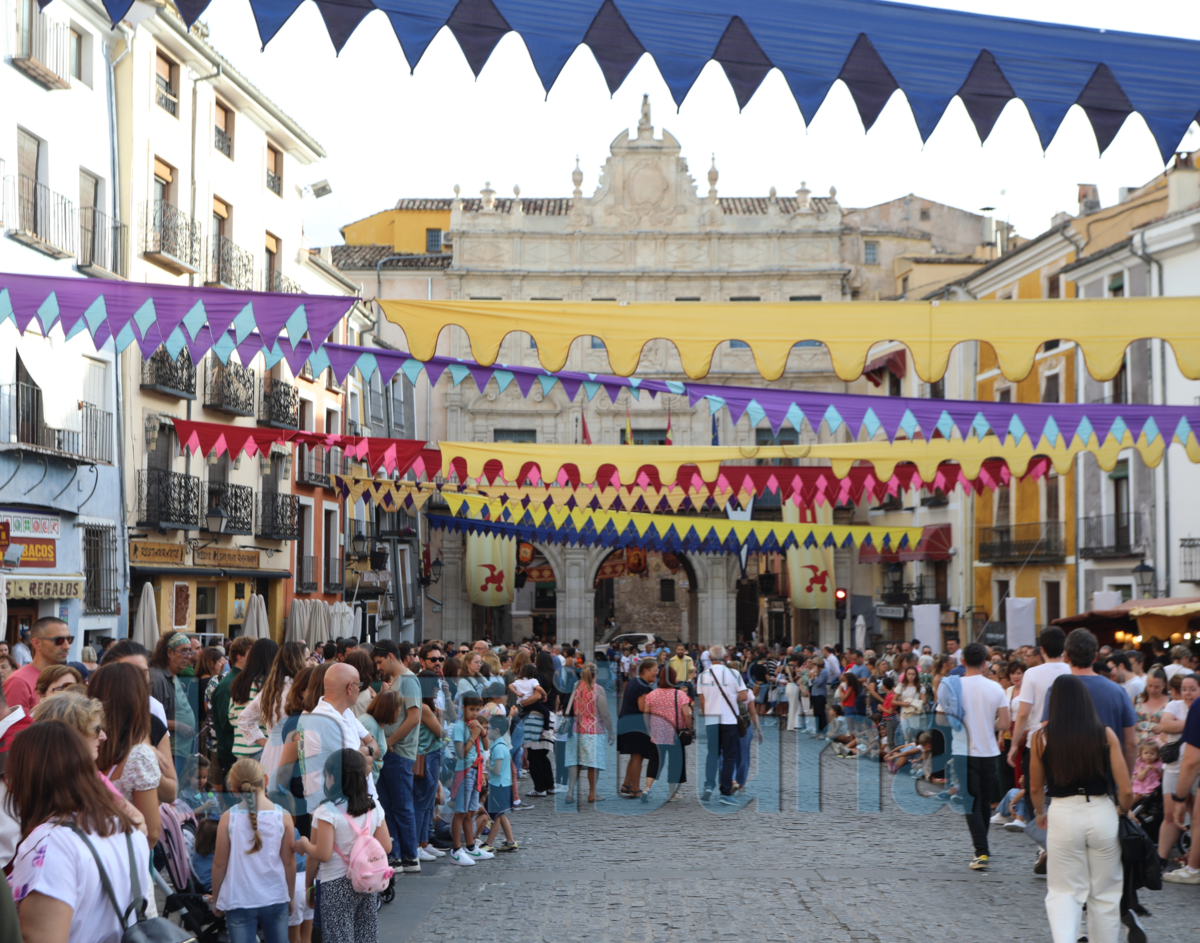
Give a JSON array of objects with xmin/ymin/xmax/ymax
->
[{"xmin": 199, "ymin": 0, "xmax": 1200, "ymax": 248}]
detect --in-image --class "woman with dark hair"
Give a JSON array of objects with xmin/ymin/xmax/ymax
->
[
  {"xmin": 272, "ymin": 665, "xmax": 316, "ymax": 837},
  {"xmin": 522, "ymin": 652, "xmax": 558, "ymax": 797},
  {"xmin": 238, "ymin": 640, "xmax": 309, "ymax": 784},
  {"xmin": 88, "ymin": 662, "xmax": 162, "ymax": 848},
  {"xmin": 1134, "ymin": 668, "xmax": 1171, "ymax": 747},
  {"xmin": 194, "ymin": 645, "xmax": 227, "ymax": 736},
  {"xmin": 36, "ymin": 664, "xmax": 83, "ymax": 698},
  {"xmin": 1029, "ymin": 674, "xmax": 1132, "ymax": 943},
  {"xmin": 413, "ymin": 671, "xmax": 445, "ymax": 860},
  {"xmin": 230, "ymin": 638, "xmax": 279, "ymax": 763},
  {"xmin": 618, "ymin": 658, "xmax": 660, "ymax": 799},
  {"xmin": 8, "ymin": 722, "xmax": 148, "ymax": 943}
]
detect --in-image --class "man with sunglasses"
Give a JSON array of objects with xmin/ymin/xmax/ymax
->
[{"xmin": 0, "ymin": 617, "xmax": 72, "ymax": 750}]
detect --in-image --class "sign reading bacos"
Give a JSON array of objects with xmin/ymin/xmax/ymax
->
[
  {"xmin": 194, "ymin": 546, "xmax": 260, "ymax": 569},
  {"xmin": 130, "ymin": 541, "xmax": 186, "ymax": 565}
]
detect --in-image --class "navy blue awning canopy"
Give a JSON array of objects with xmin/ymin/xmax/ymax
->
[{"xmin": 81, "ymin": 0, "xmax": 1200, "ymax": 160}]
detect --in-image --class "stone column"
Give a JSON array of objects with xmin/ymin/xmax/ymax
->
[
  {"xmin": 695, "ymin": 554, "xmax": 737, "ymax": 649},
  {"xmin": 438, "ymin": 533, "xmax": 471, "ymax": 645},
  {"xmin": 558, "ymin": 545, "xmax": 593, "ymax": 656}
]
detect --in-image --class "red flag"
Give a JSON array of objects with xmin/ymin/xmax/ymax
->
[
  {"xmin": 581, "ymin": 413, "xmax": 593, "ymax": 444},
  {"xmin": 666, "ymin": 406, "xmax": 673, "ymax": 445}
]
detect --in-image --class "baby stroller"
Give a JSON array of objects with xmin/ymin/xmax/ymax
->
[
  {"xmin": 157, "ymin": 803, "xmax": 225, "ymax": 942},
  {"xmin": 1130, "ymin": 784, "xmax": 1164, "ymax": 845}
]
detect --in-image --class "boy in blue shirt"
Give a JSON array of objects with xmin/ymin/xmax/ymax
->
[
  {"xmin": 450, "ymin": 697, "xmax": 491, "ymax": 866},
  {"xmin": 487, "ymin": 715, "xmax": 518, "ymax": 852}
]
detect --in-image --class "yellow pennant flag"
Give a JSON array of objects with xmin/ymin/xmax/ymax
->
[
  {"xmin": 465, "ymin": 533, "xmax": 517, "ymax": 607},
  {"xmin": 785, "ymin": 501, "xmax": 836, "ymax": 610}
]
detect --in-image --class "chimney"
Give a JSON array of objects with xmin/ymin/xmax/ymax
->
[
  {"xmin": 1077, "ymin": 184, "xmax": 1101, "ymax": 216},
  {"xmin": 980, "ymin": 206, "xmax": 996, "ymax": 257},
  {"xmin": 1167, "ymin": 156, "xmax": 1200, "ymax": 214}
]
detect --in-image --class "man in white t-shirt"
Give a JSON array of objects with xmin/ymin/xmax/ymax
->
[
  {"xmin": 1106, "ymin": 652, "xmax": 1145, "ymax": 702},
  {"xmin": 937, "ymin": 642, "xmax": 1008, "ymax": 871},
  {"xmin": 823, "ymin": 645, "xmax": 841, "ymax": 682},
  {"xmin": 946, "ymin": 637, "xmax": 963, "ymax": 665},
  {"xmin": 299, "ymin": 663, "xmax": 380, "ymax": 805},
  {"xmin": 696, "ymin": 645, "xmax": 748, "ymax": 805}
]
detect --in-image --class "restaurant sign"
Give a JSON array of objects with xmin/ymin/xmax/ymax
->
[
  {"xmin": 130, "ymin": 541, "xmax": 186, "ymax": 565},
  {"xmin": 5, "ymin": 575, "xmax": 85, "ymax": 600},
  {"xmin": 194, "ymin": 546, "xmax": 260, "ymax": 568}
]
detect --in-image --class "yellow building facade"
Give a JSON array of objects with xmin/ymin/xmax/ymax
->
[{"xmin": 340, "ymin": 201, "xmax": 453, "ymax": 255}]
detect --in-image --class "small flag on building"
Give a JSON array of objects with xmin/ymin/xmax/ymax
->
[
  {"xmin": 581, "ymin": 413, "xmax": 593, "ymax": 444},
  {"xmin": 666, "ymin": 406, "xmax": 673, "ymax": 445}
]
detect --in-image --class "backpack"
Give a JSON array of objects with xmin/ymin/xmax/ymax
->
[
  {"xmin": 938, "ymin": 675, "xmax": 965, "ymax": 732},
  {"xmin": 334, "ymin": 810, "xmax": 393, "ymax": 894}
]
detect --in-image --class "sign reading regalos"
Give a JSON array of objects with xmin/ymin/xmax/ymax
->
[{"xmin": 5, "ymin": 576, "xmax": 85, "ymax": 600}]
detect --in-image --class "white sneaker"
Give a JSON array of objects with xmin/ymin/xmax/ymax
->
[
  {"xmin": 417, "ymin": 847, "xmax": 437, "ymax": 861},
  {"xmin": 990, "ymin": 812, "xmax": 1013, "ymax": 825},
  {"xmin": 1004, "ymin": 819, "xmax": 1027, "ymax": 831},
  {"xmin": 451, "ymin": 848, "xmax": 475, "ymax": 866},
  {"xmin": 465, "ymin": 846, "xmax": 494, "ymax": 861},
  {"xmin": 424, "ymin": 845, "xmax": 446, "ymax": 858},
  {"xmin": 1162, "ymin": 866, "xmax": 1200, "ymax": 884}
]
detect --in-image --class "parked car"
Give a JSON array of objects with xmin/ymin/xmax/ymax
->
[{"xmin": 594, "ymin": 632, "xmax": 656, "ymax": 659}]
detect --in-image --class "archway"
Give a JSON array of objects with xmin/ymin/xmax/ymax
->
[
  {"xmin": 590, "ymin": 547, "xmax": 699, "ymax": 645},
  {"xmin": 504, "ymin": 541, "xmax": 559, "ymax": 644}
]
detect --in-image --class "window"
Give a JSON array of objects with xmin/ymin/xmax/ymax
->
[
  {"xmin": 1045, "ymin": 473, "xmax": 1060, "ymax": 522},
  {"xmin": 864, "ymin": 241, "xmax": 879, "ymax": 265},
  {"xmin": 155, "ymin": 51, "xmax": 177, "ymax": 115},
  {"xmin": 1042, "ymin": 372, "xmax": 1059, "ymax": 404},
  {"xmin": 69, "ymin": 29, "xmax": 81, "ymax": 79},
  {"xmin": 659, "ymin": 579, "xmax": 676, "ymax": 603},
  {"xmin": 1044, "ymin": 581, "xmax": 1062, "ymax": 624},
  {"xmin": 919, "ymin": 207, "xmax": 930, "ymax": 221},
  {"xmin": 1112, "ymin": 459, "xmax": 1129, "ymax": 525},
  {"xmin": 18, "ymin": 128, "xmax": 40, "ymax": 186},
  {"xmin": 153, "ymin": 157, "xmax": 174, "ymax": 206},
  {"xmin": 1108, "ymin": 273, "xmax": 1125, "ymax": 298},
  {"xmin": 996, "ymin": 386, "xmax": 1012, "ymax": 404},
  {"xmin": 529, "ymin": 336, "xmax": 538, "ymax": 349},
  {"xmin": 927, "ymin": 378, "xmax": 945, "ymax": 399},
  {"xmin": 265, "ymin": 232, "xmax": 279, "ymax": 288},
  {"xmin": 83, "ymin": 524, "xmax": 118, "ymax": 615},
  {"xmin": 995, "ymin": 485, "xmax": 1011, "ymax": 527},
  {"xmin": 1112, "ymin": 362, "xmax": 1128, "ymax": 404},
  {"xmin": 674, "ymin": 296, "xmax": 701, "ymax": 302},
  {"xmin": 1042, "ymin": 339, "xmax": 1060, "ymax": 351},
  {"xmin": 789, "ymin": 295, "xmax": 821, "ymax": 302},
  {"xmin": 901, "ymin": 275, "xmax": 910, "ymax": 295},
  {"xmin": 995, "ymin": 579, "xmax": 1010, "ymax": 618},
  {"xmin": 494, "ymin": 429, "xmax": 537, "ymax": 443},
  {"xmin": 195, "ymin": 585, "xmax": 217, "ymax": 636},
  {"xmin": 621, "ymin": 427, "xmax": 668, "ymax": 445},
  {"xmin": 730, "ymin": 296, "xmax": 760, "ymax": 302},
  {"xmin": 887, "ymin": 371, "xmax": 902, "ymax": 397},
  {"xmin": 730, "ymin": 340, "xmax": 750, "ymax": 349},
  {"xmin": 426, "ymin": 228, "xmax": 443, "ymax": 253},
  {"xmin": 266, "ymin": 144, "xmax": 282, "ymax": 195},
  {"xmin": 212, "ymin": 197, "xmax": 229, "ymax": 239},
  {"xmin": 214, "ymin": 101, "xmax": 232, "ymax": 158},
  {"xmin": 1046, "ymin": 275, "xmax": 1061, "ymax": 299},
  {"xmin": 755, "ymin": 426, "xmax": 799, "ymax": 465},
  {"xmin": 589, "ymin": 337, "xmax": 606, "ymax": 350}
]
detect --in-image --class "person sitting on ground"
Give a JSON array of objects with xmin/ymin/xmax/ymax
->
[
  {"xmin": 824, "ymin": 703, "xmax": 857, "ymax": 757},
  {"xmin": 991, "ymin": 775, "xmax": 1028, "ymax": 830}
]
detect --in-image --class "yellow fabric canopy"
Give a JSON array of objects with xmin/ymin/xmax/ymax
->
[
  {"xmin": 1128, "ymin": 601, "xmax": 1200, "ymax": 618},
  {"xmin": 438, "ymin": 430, "xmax": 1198, "ymax": 486},
  {"xmin": 378, "ymin": 297, "xmax": 1200, "ymax": 383}
]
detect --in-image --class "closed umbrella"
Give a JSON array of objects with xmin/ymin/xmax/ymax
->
[
  {"xmin": 287, "ymin": 599, "xmax": 309, "ymax": 644},
  {"xmin": 132, "ymin": 581, "xmax": 159, "ymax": 648},
  {"xmin": 330, "ymin": 602, "xmax": 353, "ymax": 640},
  {"xmin": 854, "ymin": 614, "xmax": 867, "ymax": 652},
  {"xmin": 242, "ymin": 594, "xmax": 269, "ymax": 641},
  {"xmin": 310, "ymin": 601, "xmax": 331, "ymax": 647}
]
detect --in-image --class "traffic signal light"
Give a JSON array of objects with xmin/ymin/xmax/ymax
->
[{"xmin": 834, "ymin": 587, "xmax": 848, "ymax": 620}]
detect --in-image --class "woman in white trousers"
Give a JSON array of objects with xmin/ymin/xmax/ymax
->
[{"xmin": 1030, "ymin": 675, "xmax": 1133, "ymax": 943}]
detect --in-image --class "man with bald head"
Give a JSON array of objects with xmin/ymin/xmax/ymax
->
[{"xmin": 298, "ymin": 662, "xmax": 380, "ymax": 809}]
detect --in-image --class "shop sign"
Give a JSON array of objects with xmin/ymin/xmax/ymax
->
[
  {"xmin": 130, "ymin": 541, "xmax": 186, "ymax": 565},
  {"xmin": 940, "ymin": 610, "xmax": 959, "ymax": 626},
  {"xmin": 12, "ymin": 538, "xmax": 56, "ymax": 568},
  {"xmin": 5, "ymin": 576, "xmax": 85, "ymax": 600},
  {"xmin": 0, "ymin": 507, "xmax": 60, "ymax": 539},
  {"xmin": 876, "ymin": 605, "xmax": 907, "ymax": 620},
  {"xmin": 194, "ymin": 546, "xmax": 260, "ymax": 568}
]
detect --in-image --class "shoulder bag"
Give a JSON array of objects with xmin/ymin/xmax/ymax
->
[
  {"xmin": 69, "ymin": 825, "xmax": 196, "ymax": 943},
  {"xmin": 1158, "ymin": 739, "xmax": 1181, "ymax": 765},
  {"xmin": 674, "ymin": 689, "xmax": 694, "ymax": 746},
  {"xmin": 708, "ymin": 667, "xmax": 749, "ymax": 737}
]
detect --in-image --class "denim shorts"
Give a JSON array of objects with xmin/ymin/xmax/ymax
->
[{"xmin": 452, "ymin": 768, "xmax": 480, "ymax": 813}]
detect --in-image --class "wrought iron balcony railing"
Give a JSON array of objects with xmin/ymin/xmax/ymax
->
[
  {"xmin": 13, "ymin": 6, "xmax": 72, "ymax": 89},
  {"xmin": 295, "ymin": 555, "xmax": 317, "ymax": 593},
  {"xmin": 266, "ymin": 170, "xmax": 282, "ymax": 196},
  {"xmin": 1080, "ymin": 513, "xmax": 1148, "ymax": 559},
  {"xmin": 261, "ymin": 268, "xmax": 302, "ymax": 293},
  {"xmin": 296, "ymin": 446, "xmax": 333, "ymax": 488},
  {"xmin": 204, "ymin": 358, "xmax": 256, "ymax": 416},
  {"xmin": 0, "ymin": 383, "xmax": 112, "ymax": 462},
  {"xmin": 4, "ymin": 175, "xmax": 76, "ymax": 258},
  {"xmin": 257, "ymin": 491, "xmax": 299, "ymax": 540},
  {"xmin": 877, "ymin": 576, "xmax": 949, "ymax": 610},
  {"xmin": 325, "ymin": 555, "xmax": 344, "ymax": 593},
  {"xmin": 141, "ymin": 347, "xmax": 196, "ymax": 399},
  {"xmin": 977, "ymin": 521, "xmax": 1066, "ymax": 564},
  {"xmin": 204, "ymin": 480, "xmax": 254, "ymax": 536},
  {"xmin": 156, "ymin": 77, "xmax": 178, "ymax": 116},
  {"xmin": 214, "ymin": 125, "xmax": 232, "ymax": 158},
  {"xmin": 140, "ymin": 199, "xmax": 201, "ymax": 275},
  {"xmin": 137, "ymin": 469, "xmax": 201, "ymax": 530},
  {"xmin": 259, "ymin": 376, "xmax": 299, "ymax": 429},
  {"xmin": 207, "ymin": 234, "xmax": 254, "ymax": 290},
  {"xmin": 79, "ymin": 207, "xmax": 128, "ymax": 278}
]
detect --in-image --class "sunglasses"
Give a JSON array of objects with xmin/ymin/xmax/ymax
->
[
  {"xmin": 426, "ymin": 656, "xmax": 446, "ymax": 663},
  {"xmin": 38, "ymin": 635, "xmax": 75, "ymax": 646}
]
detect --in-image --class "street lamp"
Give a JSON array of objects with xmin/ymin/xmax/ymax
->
[
  {"xmin": 1133, "ymin": 559, "xmax": 1155, "ymax": 598},
  {"xmin": 420, "ymin": 556, "xmax": 444, "ymax": 587},
  {"xmin": 205, "ymin": 505, "xmax": 228, "ymax": 535},
  {"xmin": 351, "ymin": 530, "xmax": 368, "ymax": 557}
]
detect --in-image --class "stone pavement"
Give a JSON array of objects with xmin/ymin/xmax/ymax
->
[{"xmin": 380, "ymin": 721, "xmax": 1198, "ymax": 943}]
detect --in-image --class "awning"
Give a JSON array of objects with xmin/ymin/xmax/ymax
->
[
  {"xmin": 130, "ymin": 565, "xmax": 294, "ymax": 580},
  {"xmin": 899, "ymin": 523, "xmax": 953, "ymax": 562},
  {"xmin": 864, "ymin": 349, "xmax": 907, "ymax": 388},
  {"xmin": 858, "ymin": 542, "xmax": 900, "ymax": 565},
  {"xmin": 102, "ymin": 0, "xmax": 1200, "ymax": 161},
  {"xmin": 4, "ymin": 574, "xmax": 84, "ymax": 600},
  {"xmin": 1053, "ymin": 595, "xmax": 1200, "ymax": 629}
]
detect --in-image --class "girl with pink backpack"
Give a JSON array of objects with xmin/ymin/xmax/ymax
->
[{"xmin": 296, "ymin": 749, "xmax": 392, "ymax": 942}]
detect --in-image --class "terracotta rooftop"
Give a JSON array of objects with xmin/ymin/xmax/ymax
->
[{"xmin": 328, "ymin": 245, "xmax": 454, "ymax": 271}]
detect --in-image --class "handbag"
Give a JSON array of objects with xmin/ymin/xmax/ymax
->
[
  {"xmin": 69, "ymin": 826, "xmax": 196, "ymax": 943},
  {"xmin": 674, "ymin": 689, "xmax": 694, "ymax": 747},
  {"xmin": 413, "ymin": 751, "xmax": 426, "ymax": 778},
  {"xmin": 708, "ymin": 666, "xmax": 749, "ymax": 737},
  {"xmin": 1158, "ymin": 739, "xmax": 1181, "ymax": 765}
]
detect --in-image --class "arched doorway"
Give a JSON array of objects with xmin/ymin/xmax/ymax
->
[
  {"xmin": 505, "ymin": 541, "xmax": 558, "ymax": 644},
  {"xmin": 592, "ymin": 548, "xmax": 698, "ymax": 644}
]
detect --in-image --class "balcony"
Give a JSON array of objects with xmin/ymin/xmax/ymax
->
[
  {"xmin": 140, "ymin": 200, "xmax": 201, "ymax": 275},
  {"xmin": 1180, "ymin": 538, "xmax": 1200, "ymax": 583},
  {"xmin": 977, "ymin": 521, "xmax": 1065, "ymax": 564},
  {"xmin": 878, "ymin": 576, "xmax": 950, "ymax": 610},
  {"xmin": 207, "ymin": 234, "xmax": 254, "ymax": 290},
  {"xmin": 204, "ymin": 481, "xmax": 254, "ymax": 536},
  {"xmin": 261, "ymin": 268, "xmax": 302, "ymax": 293},
  {"xmin": 13, "ymin": 7, "xmax": 72, "ymax": 89},
  {"xmin": 259, "ymin": 377, "xmax": 299, "ymax": 429},
  {"xmin": 79, "ymin": 208, "xmax": 128, "ymax": 279},
  {"xmin": 0, "ymin": 383, "xmax": 112, "ymax": 463},
  {"xmin": 296, "ymin": 446, "xmax": 333, "ymax": 489},
  {"xmin": 4, "ymin": 175, "xmax": 76, "ymax": 259},
  {"xmin": 377, "ymin": 509, "xmax": 417, "ymax": 538},
  {"xmin": 266, "ymin": 170, "xmax": 282, "ymax": 196},
  {"xmin": 204, "ymin": 358, "xmax": 256, "ymax": 417},
  {"xmin": 325, "ymin": 555, "xmax": 344, "ymax": 593},
  {"xmin": 141, "ymin": 347, "xmax": 196, "ymax": 399},
  {"xmin": 137, "ymin": 469, "xmax": 201, "ymax": 530},
  {"xmin": 214, "ymin": 125, "xmax": 232, "ymax": 158},
  {"xmin": 1080, "ymin": 513, "xmax": 1147, "ymax": 559},
  {"xmin": 156, "ymin": 78, "xmax": 178, "ymax": 116},
  {"xmin": 296, "ymin": 556, "xmax": 317, "ymax": 594},
  {"xmin": 257, "ymin": 491, "xmax": 299, "ymax": 540}
]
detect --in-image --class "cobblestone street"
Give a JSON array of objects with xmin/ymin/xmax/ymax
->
[{"xmin": 383, "ymin": 721, "xmax": 1198, "ymax": 943}]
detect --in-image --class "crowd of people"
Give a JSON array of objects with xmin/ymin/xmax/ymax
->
[{"xmin": 1, "ymin": 619, "xmax": 1198, "ymax": 943}]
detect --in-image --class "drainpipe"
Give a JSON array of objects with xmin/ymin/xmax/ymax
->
[
  {"xmin": 1131, "ymin": 231, "xmax": 1169, "ymax": 595},
  {"xmin": 188, "ymin": 62, "xmax": 222, "ymax": 288}
]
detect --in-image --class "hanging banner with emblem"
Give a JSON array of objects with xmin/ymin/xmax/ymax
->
[
  {"xmin": 785, "ymin": 502, "xmax": 835, "ymax": 610},
  {"xmin": 465, "ymin": 533, "xmax": 516, "ymax": 607}
]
